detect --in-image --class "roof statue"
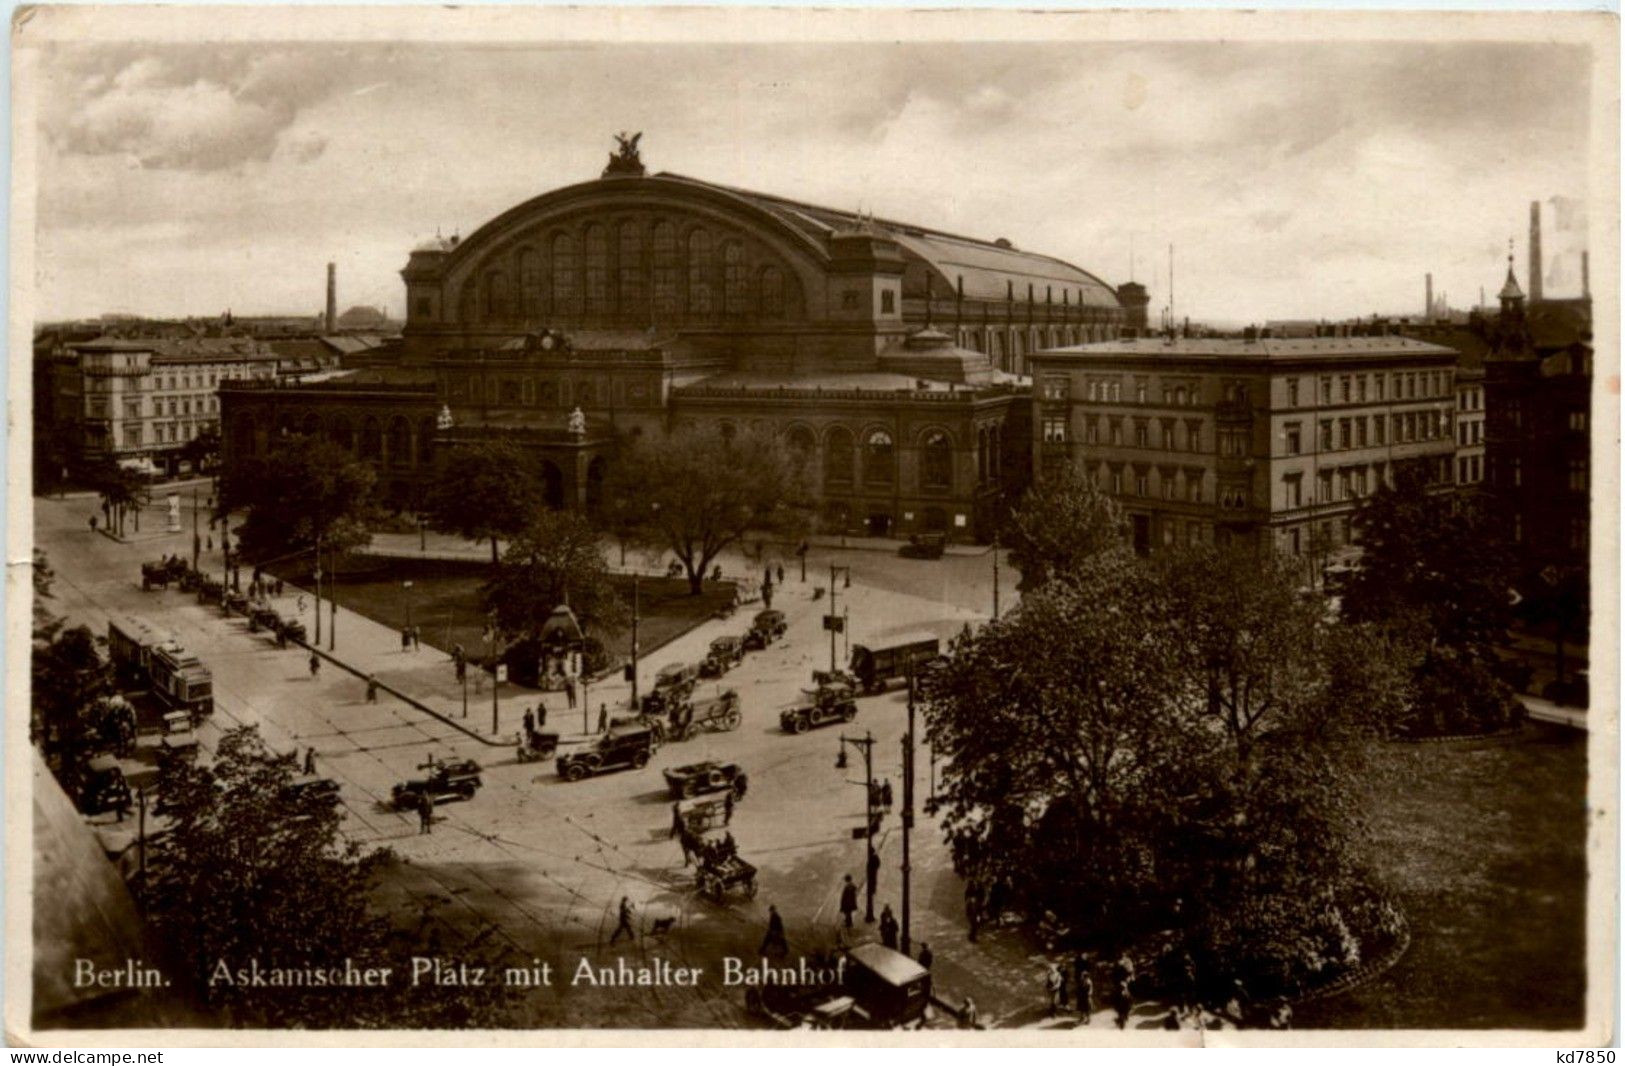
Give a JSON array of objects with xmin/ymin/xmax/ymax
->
[
  {"xmin": 568, "ymin": 406, "xmax": 587, "ymax": 437},
  {"xmin": 603, "ymin": 131, "xmax": 645, "ymax": 178}
]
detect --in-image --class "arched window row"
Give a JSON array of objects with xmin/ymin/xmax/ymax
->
[{"xmin": 465, "ymin": 218, "xmax": 804, "ymax": 325}]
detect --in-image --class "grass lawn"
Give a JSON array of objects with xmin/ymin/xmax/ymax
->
[
  {"xmin": 266, "ymin": 556, "xmax": 735, "ymax": 684},
  {"xmin": 1296, "ymin": 722, "xmax": 1588, "ymax": 1029}
]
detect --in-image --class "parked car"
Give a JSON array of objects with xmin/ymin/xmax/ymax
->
[
  {"xmin": 700, "ymin": 635, "xmax": 746, "ymax": 677},
  {"xmin": 662, "ymin": 760, "xmax": 749, "ymax": 800},
  {"xmin": 744, "ymin": 610, "xmax": 788, "ymax": 651},
  {"xmin": 898, "ymin": 533, "xmax": 946, "ymax": 560},
  {"xmin": 780, "ymin": 694, "xmax": 858, "ymax": 734},
  {"xmin": 391, "ymin": 758, "xmax": 483, "ymax": 808},
  {"xmin": 556, "ymin": 726, "xmax": 655, "ymax": 782}
]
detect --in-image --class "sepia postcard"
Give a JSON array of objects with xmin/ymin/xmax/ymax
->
[{"xmin": 7, "ymin": 4, "xmax": 1618, "ymax": 1048}]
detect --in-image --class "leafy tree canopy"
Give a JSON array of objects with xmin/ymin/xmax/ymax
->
[
  {"xmin": 222, "ymin": 434, "xmax": 378, "ymax": 561},
  {"xmin": 147, "ymin": 726, "xmax": 517, "ymax": 1027},
  {"xmin": 483, "ymin": 509, "xmax": 629, "ymax": 644},
  {"xmin": 602, "ymin": 425, "xmax": 812, "ymax": 594},
  {"xmin": 1003, "ymin": 462, "xmax": 1128, "ymax": 590},
  {"xmin": 31, "ymin": 623, "xmax": 112, "ymax": 772},
  {"xmin": 423, "ymin": 439, "xmax": 544, "ymax": 564}
]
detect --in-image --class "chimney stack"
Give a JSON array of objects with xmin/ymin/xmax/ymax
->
[
  {"xmin": 325, "ymin": 261, "xmax": 337, "ymax": 333},
  {"xmin": 1582, "ymin": 250, "xmax": 1590, "ymax": 299},
  {"xmin": 1426, "ymin": 273, "xmax": 1434, "ymax": 320},
  {"xmin": 1528, "ymin": 201, "xmax": 1543, "ymax": 303}
]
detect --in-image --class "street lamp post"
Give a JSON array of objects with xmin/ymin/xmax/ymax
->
[
  {"xmin": 403, "ymin": 580, "xmax": 415, "ymax": 631},
  {"xmin": 900, "ymin": 668, "xmax": 917, "ymax": 955},
  {"xmin": 828, "ymin": 565, "xmax": 852, "ymax": 674},
  {"xmin": 992, "ymin": 529, "xmax": 1001, "ymax": 620},
  {"xmin": 629, "ymin": 575, "xmax": 640, "ymax": 712},
  {"xmin": 838, "ymin": 730, "xmax": 878, "ymax": 923}
]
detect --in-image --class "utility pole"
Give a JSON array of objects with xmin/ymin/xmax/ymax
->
[
  {"xmin": 328, "ymin": 541, "xmax": 337, "ymax": 651},
  {"xmin": 191, "ymin": 487, "xmax": 200, "ymax": 570},
  {"xmin": 629, "ymin": 575, "xmax": 641, "ymax": 712},
  {"xmin": 827, "ymin": 565, "xmax": 851, "ymax": 673},
  {"xmin": 313, "ymin": 534, "xmax": 322, "ymax": 646},
  {"xmin": 839, "ymin": 730, "xmax": 878, "ymax": 923},
  {"xmin": 992, "ymin": 529, "xmax": 1001, "ymax": 620},
  {"xmin": 901, "ymin": 668, "xmax": 916, "ymax": 955}
]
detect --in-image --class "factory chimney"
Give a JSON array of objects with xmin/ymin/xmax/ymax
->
[
  {"xmin": 1425, "ymin": 273, "xmax": 1433, "ymax": 320},
  {"xmin": 1582, "ymin": 251, "xmax": 1590, "ymax": 299},
  {"xmin": 1528, "ymin": 201, "xmax": 1543, "ymax": 303},
  {"xmin": 325, "ymin": 261, "xmax": 337, "ymax": 333}
]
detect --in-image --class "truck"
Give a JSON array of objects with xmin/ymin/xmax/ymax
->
[{"xmin": 848, "ymin": 636, "xmax": 941, "ymax": 694}]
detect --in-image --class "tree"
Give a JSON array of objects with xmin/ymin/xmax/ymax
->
[
  {"xmin": 147, "ymin": 725, "xmax": 517, "ymax": 1027},
  {"xmin": 423, "ymin": 439, "xmax": 544, "ymax": 564},
  {"xmin": 221, "ymin": 434, "xmax": 379, "ymax": 561},
  {"xmin": 82, "ymin": 457, "xmax": 148, "ymax": 537},
  {"xmin": 1343, "ymin": 461, "xmax": 1520, "ymax": 734},
  {"xmin": 603, "ymin": 425, "xmax": 813, "ymax": 595},
  {"xmin": 483, "ymin": 509, "xmax": 629, "ymax": 644},
  {"xmin": 1003, "ymin": 462, "xmax": 1128, "ymax": 590},
  {"xmin": 31, "ymin": 623, "xmax": 112, "ymax": 778},
  {"xmin": 179, "ymin": 426, "xmax": 222, "ymax": 473}
]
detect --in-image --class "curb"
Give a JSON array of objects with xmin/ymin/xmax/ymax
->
[
  {"xmin": 1387, "ymin": 723, "xmax": 1526, "ymax": 744},
  {"xmin": 1292, "ymin": 910, "xmax": 1412, "ymax": 1005}
]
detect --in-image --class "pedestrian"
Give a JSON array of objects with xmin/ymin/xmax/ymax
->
[
  {"xmin": 89, "ymin": 515, "xmax": 98, "ymax": 533},
  {"xmin": 879, "ymin": 904, "xmax": 899, "ymax": 949},
  {"xmin": 610, "ymin": 896, "xmax": 636, "ymax": 945},
  {"xmin": 960, "ymin": 996, "xmax": 978, "ymax": 1030},
  {"xmin": 536, "ymin": 703, "xmax": 547, "ymax": 728},
  {"xmin": 565, "ymin": 677, "xmax": 577, "ymax": 709},
  {"xmin": 1268, "ymin": 998, "xmax": 1293, "ymax": 1030},
  {"xmin": 763, "ymin": 565, "xmax": 772, "ymax": 588},
  {"xmin": 412, "ymin": 625, "xmax": 422, "ymax": 651},
  {"xmin": 1057, "ymin": 959, "xmax": 1071, "ymax": 1011},
  {"xmin": 839, "ymin": 874, "xmax": 859, "ymax": 928},
  {"xmin": 455, "ymin": 659, "xmax": 467, "ymax": 683},
  {"xmin": 1044, "ymin": 962, "xmax": 1064, "ymax": 1017},
  {"xmin": 759, "ymin": 904, "xmax": 788, "ymax": 957},
  {"xmin": 1076, "ymin": 962, "xmax": 1095, "ymax": 1024},
  {"xmin": 417, "ymin": 791, "xmax": 434, "ymax": 834},
  {"xmin": 880, "ymin": 779, "xmax": 894, "ymax": 809},
  {"xmin": 723, "ymin": 790, "xmax": 734, "ymax": 826},
  {"xmin": 776, "ymin": 564, "xmax": 785, "ymax": 585},
  {"xmin": 206, "ymin": 534, "xmax": 212, "ymax": 551},
  {"xmin": 670, "ymin": 801, "xmax": 684, "ymax": 839},
  {"xmin": 677, "ymin": 827, "xmax": 696, "ymax": 866},
  {"xmin": 523, "ymin": 708, "xmax": 535, "ymax": 737},
  {"xmin": 366, "ymin": 675, "xmax": 379, "ymax": 703},
  {"xmin": 303, "ymin": 747, "xmax": 316, "ymax": 775},
  {"xmin": 453, "ymin": 642, "xmax": 465, "ymax": 666},
  {"xmin": 917, "ymin": 942, "xmax": 933, "ymax": 970},
  {"xmin": 1113, "ymin": 977, "xmax": 1133, "ymax": 1030},
  {"xmin": 762, "ymin": 584, "xmax": 773, "ymax": 610},
  {"xmin": 597, "ymin": 703, "xmax": 608, "ymax": 734},
  {"xmin": 308, "ymin": 652, "xmax": 320, "ymax": 679}
]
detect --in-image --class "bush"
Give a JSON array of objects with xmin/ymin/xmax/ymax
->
[{"xmin": 1402, "ymin": 649, "xmax": 1525, "ymax": 737}]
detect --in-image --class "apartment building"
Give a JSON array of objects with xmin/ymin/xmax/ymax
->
[{"xmin": 1028, "ymin": 331, "xmax": 1460, "ymax": 559}]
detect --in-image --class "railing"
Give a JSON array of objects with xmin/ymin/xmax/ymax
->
[
  {"xmin": 675, "ymin": 384, "xmax": 991, "ymax": 403},
  {"xmin": 219, "ymin": 378, "xmax": 431, "ymax": 394}
]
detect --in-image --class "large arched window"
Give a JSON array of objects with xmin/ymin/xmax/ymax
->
[
  {"xmin": 327, "ymin": 415, "xmax": 353, "ymax": 452},
  {"xmin": 550, "ymin": 233, "xmax": 577, "ymax": 311},
  {"xmin": 387, "ymin": 416, "xmax": 411, "ymax": 467},
  {"xmin": 784, "ymin": 424, "xmax": 816, "ymax": 464},
  {"xmin": 652, "ymin": 221, "xmax": 679, "ymax": 316},
  {"xmin": 760, "ymin": 266, "xmax": 785, "ymax": 317},
  {"xmin": 583, "ymin": 224, "xmax": 608, "ymax": 314},
  {"xmin": 360, "ymin": 416, "xmax": 382, "ymax": 459},
  {"xmin": 864, "ymin": 429, "xmax": 895, "ymax": 485},
  {"xmin": 483, "ymin": 270, "xmax": 509, "ymax": 319},
  {"xmin": 921, "ymin": 430, "xmax": 952, "ymax": 490},
  {"xmin": 418, "ymin": 418, "xmax": 436, "ymax": 466},
  {"xmin": 301, "ymin": 412, "xmax": 321, "ymax": 437},
  {"xmin": 825, "ymin": 426, "xmax": 854, "ymax": 486},
  {"xmin": 519, "ymin": 249, "xmax": 543, "ymax": 319},
  {"xmin": 723, "ymin": 242, "xmax": 747, "ymax": 316},
  {"xmin": 687, "ymin": 229, "xmax": 713, "ymax": 315},
  {"xmin": 618, "ymin": 222, "xmax": 643, "ymax": 314}
]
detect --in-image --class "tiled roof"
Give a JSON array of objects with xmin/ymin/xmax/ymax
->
[{"xmin": 1040, "ymin": 336, "xmax": 1459, "ymax": 359}]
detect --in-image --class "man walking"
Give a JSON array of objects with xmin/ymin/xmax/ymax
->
[
  {"xmin": 879, "ymin": 904, "xmax": 899, "ymax": 949},
  {"xmin": 1074, "ymin": 952, "xmax": 1093, "ymax": 1022},
  {"xmin": 776, "ymin": 564, "xmax": 785, "ymax": 585},
  {"xmin": 412, "ymin": 625, "xmax": 422, "ymax": 652},
  {"xmin": 917, "ymin": 942, "xmax": 934, "ymax": 971},
  {"xmin": 759, "ymin": 904, "xmax": 788, "ymax": 957},
  {"xmin": 839, "ymin": 874, "xmax": 859, "ymax": 929},
  {"xmin": 417, "ymin": 791, "xmax": 434, "ymax": 834},
  {"xmin": 366, "ymin": 675, "xmax": 379, "ymax": 703},
  {"xmin": 1044, "ymin": 962, "xmax": 1064, "ymax": 1017},
  {"xmin": 401, "ymin": 626, "xmax": 412, "ymax": 653},
  {"xmin": 524, "ymin": 708, "xmax": 535, "ymax": 738},
  {"xmin": 610, "ymin": 897, "xmax": 636, "ymax": 945},
  {"xmin": 303, "ymin": 747, "xmax": 317, "ymax": 775},
  {"xmin": 597, "ymin": 703, "xmax": 609, "ymax": 734},
  {"xmin": 309, "ymin": 652, "xmax": 321, "ymax": 679},
  {"xmin": 565, "ymin": 677, "xmax": 577, "ymax": 710}
]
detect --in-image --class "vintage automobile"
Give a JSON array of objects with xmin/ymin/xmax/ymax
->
[
  {"xmin": 653, "ymin": 661, "xmax": 701, "ymax": 697},
  {"xmin": 665, "ymin": 690, "xmax": 743, "ymax": 741},
  {"xmin": 556, "ymin": 726, "xmax": 654, "ymax": 782},
  {"xmin": 284, "ymin": 773, "xmax": 342, "ymax": 809},
  {"xmin": 743, "ymin": 609, "xmax": 788, "ymax": 651},
  {"xmin": 277, "ymin": 617, "xmax": 307, "ymax": 645},
  {"xmin": 663, "ymin": 760, "xmax": 749, "ymax": 800},
  {"xmin": 248, "ymin": 606, "xmax": 281, "ymax": 634},
  {"xmin": 157, "ymin": 709, "xmax": 201, "ymax": 765},
  {"xmin": 77, "ymin": 755, "xmax": 133, "ymax": 816},
  {"xmin": 699, "ymin": 635, "xmax": 746, "ymax": 678},
  {"xmin": 515, "ymin": 729, "xmax": 561, "ymax": 763},
  {"xmin": 195, "ymin": 576, "xmax": 225, "ymax": 606},
  {"xmin": 222, "ymin": 590, "xmax": 250, "ymax": 616},
  {"xmin": 391, "ymin": 758, "xmax": 484, "ymax": 809},
  {"xmin": 140, "ymin": 557, "xmax": 188, "ymax": 591},
  {"xmin": 898, "ymin": 533, "xmax": 947, "ymax": 560},
  {"xmin": 780, "ymin": 693, "xmax": 858, "ymax": 734},
  {"xmin": 745, "ymin": 944, "xmax": 934, "ymax": 1030}
]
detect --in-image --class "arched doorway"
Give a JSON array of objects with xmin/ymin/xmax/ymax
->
[
  {"xmin": 541, "ymin": 460, "xmax": 565, "ymax": 510},
  {"xmin": 585, "ymin": 456, "xmax": 607, "ymax": 516}
]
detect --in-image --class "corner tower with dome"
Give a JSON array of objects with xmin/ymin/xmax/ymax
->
[{"xmin": 221, "ymin": 136, "xmax": 1137, "ymax": 542}]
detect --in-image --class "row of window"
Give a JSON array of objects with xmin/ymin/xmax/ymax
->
[
  {"xmin": 1075, "ymin": 377, "xmax": 1210, "ymax": 407},
  {"xmin": 1457, "ymin": 419, "xmax": 1483, "ymax": 447},
  {"xmin": 817, "ymin": 427, "xmax": 955, "ymax": 491},
  {"xmin": 1054, "ymin": 416, "xmax": 1209, "ymax": 451},
  {"xmin": 1281, "ymin": 409, "xmax": 1451, "ymax": 454},
  {"xmin": 237, "ymin": 413, "xmax": 434, "ymax": 470},
  {"xmin": 1457, "ymin": 454, "xmax": 1483, "ymax": 485},
  {"xmin": 445, "ymin": 375, "xmax": 651, "ymax": 408},
  {"xmin": 122, "ymin": 396, "xmax": 218, "ymax": 419},
  {"xmin": 1290, "ymin": 369, "xmax": 1452, "ymax": 408},
  {"xmin": 1091, "ymin": 463, "xmax": 1210, "ymax": 504},
  {"xmin": 1457, "ymin": 387, "xmax": 1482, "ymax": 412},
  {"xmin": 123, "ymin": 419, "xmax": 216, "ymax": 447}
]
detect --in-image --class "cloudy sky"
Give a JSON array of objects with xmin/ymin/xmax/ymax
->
[{"xmin": 26, "ymin": 31, "xmax": 1596, "ymax": 325}]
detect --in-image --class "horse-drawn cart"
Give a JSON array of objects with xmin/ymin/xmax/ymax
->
[
  {"xmin": 697, "ymin": 853, "xmax": 758, "ymax": 902},
  {"xmin": 667, "ymin": 690, "xmax": 742, "ymax": 741}
]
